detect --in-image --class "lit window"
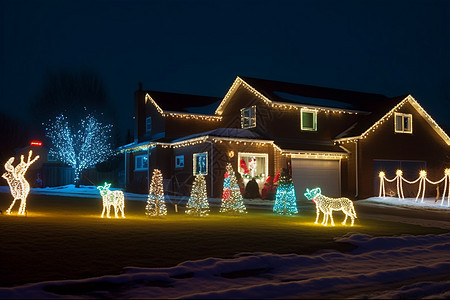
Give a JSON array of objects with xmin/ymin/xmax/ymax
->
[
  {"xmin": 241, "ymin": 106, "xmax": 256, "ymax": 129},
  {"xmin": 135, "ymin": 155, "xmax": 148, "ymax": 171},
  {"xmin": 193, "ymin": 152, "xmax": 208, "ymax": 175},
  {"xmin": 175, "ymin": 155, "xmax": 184, "ymax": 168},
  {"xmin": 394, "ymin": 113, "xmax": 412, "ymax": 133},
  {"xmin": 146, "ymin": 117, "xmax": 152, "ymax": 133},
  {"xmin": 238, "ymin": 152, "xmax": 268, "ymax": 181},
  {"xmin": 301, "ymin": 108, "xmax": 317, "ymax": 131}
]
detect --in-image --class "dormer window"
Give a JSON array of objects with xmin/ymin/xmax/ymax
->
[
  {"xmin": 241, "ymin": 106, "xmax": 256, "ymax": 129},
  {"xmin": 301, "ymin": 108, "xmax": 317, "ymax": 131},
  {"xmin": 394, "ymin": 113, "xmax": 412, "ymax": 133},
  {"xmin": 146, "ymin": 117, "xmax": 152, "ymax": 133}
]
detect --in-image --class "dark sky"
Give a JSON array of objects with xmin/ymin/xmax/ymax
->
[{"xmin": 1, "ymin": 0, "xmax": 449, "ymax": 142}]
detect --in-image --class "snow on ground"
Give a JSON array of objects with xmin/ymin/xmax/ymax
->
[
  {"xmin": 0, "ymin": 185, "xmax": 449, "ymax": 298},
  {"xmin": 363, "ymin": 196, "xmax": 450, "ymax": 210},
  {"xmin": 0, "ymin": 232, "xmax": 449, "ymax": 299},
  {"xmin": 0, "ymin": 184, "xmax": 275, "ymax": 208}
]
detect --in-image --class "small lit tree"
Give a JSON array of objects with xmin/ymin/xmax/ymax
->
[
  {"xmin": 185, "ymin": 175, "xmax": 209, "ymax": 216},
  {"xmin": 220, "ymin": 163, "xmax": 247, "ymax": 215},
  {"xmin": 146, "ymin": 169, "xmax": 167, "ymax": 216},
  {"xmin": 45, "ymin": 114, "xmax": 113, "ymax": 187},
  {"xmin": 273, "ymin": 169, "xmax": 298, "ymax": 215}
]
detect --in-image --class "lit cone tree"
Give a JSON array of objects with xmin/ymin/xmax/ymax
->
[
  {"xmin": 220, "ymin": 163, "xmax": 247, "ymax": 215},
  {"xmin": 273, "ymin": 169, "xmax": 298, "ymax": 215},
  {"xmin": 185, "ymin": 175, "xmax": 210, "ymax": 216},
  {"xmin": 146, "ymin": 169, "xmax": 167, "ymax": 217}
]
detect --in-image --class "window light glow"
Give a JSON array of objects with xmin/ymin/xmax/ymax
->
[
  {"xmin": 2, "ymin": 150, "xmax": 39, "ymax": 215},
  {"xmin": 304, "ymin": 187, "xmax": 357, "ymax": 226},
  {"xmin": 97, "ymin": 182, "xmax": 125, "ymax": 218},
  {"xmin": 378, "ymin": 168, "xmax": 450, "ymax": 205}
]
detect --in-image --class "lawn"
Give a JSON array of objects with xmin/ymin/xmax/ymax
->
[{"xmin": 0, "ymin": 193, "xmax": 446, "ymax": 288}]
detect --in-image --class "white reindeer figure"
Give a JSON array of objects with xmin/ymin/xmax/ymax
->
[
  {"xmin": 304, "ymin": 188, "xmax": 357, "ymax": 226},
  {"xmin": 97, "ymin": 182, "xmax": 125, "ymax": 218},
  {"xmin": 2, "ymin": 150, "xmax": 39, "ymax": 215}
]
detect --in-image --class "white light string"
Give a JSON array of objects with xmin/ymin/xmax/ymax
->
[{"xmin": 379, "ymin": 169, "xmax": 450, "ymax": 206}]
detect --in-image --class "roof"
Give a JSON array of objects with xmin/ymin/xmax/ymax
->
[
  {"xmin": 146, "ymin": 90, "xmax": 222, "ymax": 114},
  {"xmin": 274, "ymin": 139, "xmax": 348, "ymax": 154},
  {"xmin": 171, "ymin": 128, "xmax": 266, "ymax": 143},
  {"xmin": 335, "ymin": 95, "xmax": 409, "ymax": 139},
  {"xmin": 239, "ymin": 76, "xmax": 390, "ymax": 112}
]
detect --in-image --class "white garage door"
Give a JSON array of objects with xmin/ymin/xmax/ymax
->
[{"xmin": 291, "ymin": 158, "xmax": 341, "ymax": 200}]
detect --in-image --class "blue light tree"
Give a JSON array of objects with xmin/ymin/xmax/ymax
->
[
  {"xmin": 273, "ymin": 169, "xmax": 298, "ymax": 215},
  {"xmin": 45, "ymin": 114, "xmax": 114, "ymax": 187}
]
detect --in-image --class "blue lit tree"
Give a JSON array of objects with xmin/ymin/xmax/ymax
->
[
  {"xmin": 220, "ymin": 163, "xmax": 247, "ymax": 215},
  {"xmin": 45, "ymin": 114, "xmax": 114, "ymax": 187},
  {"xmin": 273, "ymin": 169, "xmax": 298, "ymax": 215}
]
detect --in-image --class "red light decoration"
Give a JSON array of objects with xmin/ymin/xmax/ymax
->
[{"xmin": 30, "ymin": 141, "xmax": 42, "ymax": 147}]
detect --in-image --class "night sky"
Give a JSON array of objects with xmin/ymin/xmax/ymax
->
[{"xmin": 1, "ymin": 0, "xmax": 449, "ymax": 142}]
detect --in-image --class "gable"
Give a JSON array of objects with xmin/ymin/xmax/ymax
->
[
  {"xmin": 215, "ymin": 76, "xmax": 364, "ymax": 117},
  {"xmin": 335, "ymin": 95, "xmax": 450, "ymax": 146},
  {"xmin": 145, "ymin": 93, "xmax": 222, "ymax": 122}
]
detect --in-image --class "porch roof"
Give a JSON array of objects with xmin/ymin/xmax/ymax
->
[
  {"xmin": 171, "ymin": 128, "xmax": 267, "ymax": 143},
  {"xmin": 274, "ymin": 140, "xmax": 348, "ymax": 155}
]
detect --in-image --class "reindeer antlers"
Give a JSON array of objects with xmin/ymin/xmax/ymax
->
[
  {"xmin": 4, "ymin": 157, "xmax": 15, "ymax": 173},
  {"xmin": 3, "ymin": 150, "xmax": 39, "ymax": 179}
]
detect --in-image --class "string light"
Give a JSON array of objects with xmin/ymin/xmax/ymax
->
[
  {"xmin": 335, "ymin": 95, "xmax": 450, "ymax": 145},
  {"xmin": 378, "ymin": 169, "xmax": 450, "ymax": 205},
  {"xmin": 215, "ymin": 77, "xmax": 358, "ymax": 116},
  {"xmin": 185, "ymin": 175, "xmax": 210, "ymax": 217},
  {"xmin": 97, "ymin": 182, "xmax": 125, "ymax": 218},
  {"xmin": 220, "ymin": 163, "xmax": 247, "ymax": 215},
  {"xmin": 273, "ymin": 170, "xmax": 298, "ymax": 215},
  {"xmin": 45, "ymin": 114, "xmax": 113, "ymax": 185},
  {"xmin": 304, "ymin": 187, "xmax": 357, "ymax": 226},
  {"xmin": 146, "ymin": 169, "xmax": 167, "ymax": 217},
  {"xmin": 145, "ymin": 94, "xmax": 222, "ymax": 122},
  {"xmin": 2, "ymin": 150, "xmax": 39, "ymax": 215}
]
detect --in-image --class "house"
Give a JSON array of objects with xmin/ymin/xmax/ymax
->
[{"xmin": 120, "ymin": 77, "xmax": 450, "ymax": 200}]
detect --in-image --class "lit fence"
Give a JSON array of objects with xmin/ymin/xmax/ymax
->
[{"xmin": 378, "ymin": 168, "xmax": 450, "ymax": 206}]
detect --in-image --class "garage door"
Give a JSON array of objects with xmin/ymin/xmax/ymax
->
[{"xmin": 291, "ymin": 158, "xmax": 340, "ymax": 200}]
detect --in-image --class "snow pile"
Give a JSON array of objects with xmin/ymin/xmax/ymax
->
[
  {"xmin": 0, "ymin": 232, "xmax": 449, "ymax": 299},
  {"xmin": 364, "ymin": 196, "xmax": 450, "ymax": 210}
]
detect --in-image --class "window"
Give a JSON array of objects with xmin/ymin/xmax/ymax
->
[
  {"xmin": 175, "ymin": 155, "xmax": 184, "ymax": 168},
  {"xmin": 301, "ymin": 108, "xmax": 317, "ymax": 131},
  {"xmin": 238, "ymin": 153, "xmax": 268, "ymax": 180},
  {"xmin": 146, "ymin": 117, "xmax": 152, "ymax": 133},
  {"xmin": 135, "ymin": 155, "xmax": 148, "ymax": 171},
  {"xmin": 394, "ymin": 113, "xmax": 412, "ymax": 133},
  {"xmin": 193, "ymin": 152, "xmax": 208, "ymax": 175},
  {"xmin": 240, "ymin": 106, "xmax": 256, "ymax": 129}
]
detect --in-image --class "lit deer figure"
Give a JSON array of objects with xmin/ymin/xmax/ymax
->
[
  {"xmin": 97, "ymin": 182, "xmax": 125, "ymax": 218},
  {"xmin": 2, "ymin": 150, "xmax": 39, "ymax": 215},
  {"xmin": 304, "ymin": 188, "xmax": 357, "ymax": 226}
]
